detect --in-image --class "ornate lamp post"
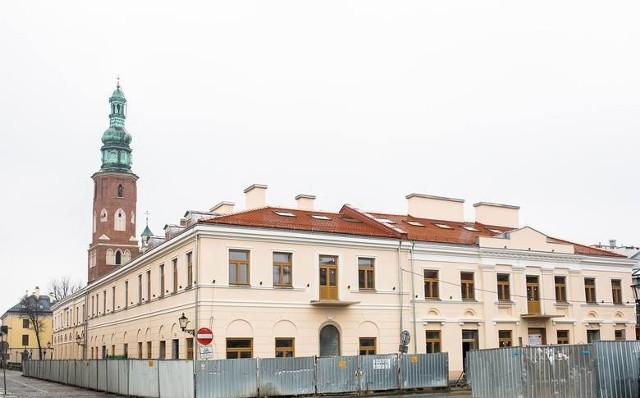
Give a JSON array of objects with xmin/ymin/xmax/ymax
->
[{"xmin": 178, "ymin": 313, "xmax": 195, "ymax": 336}]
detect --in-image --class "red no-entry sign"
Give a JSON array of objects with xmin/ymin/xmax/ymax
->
[{"xmin": 196, "ymin": 327, "xmax": 213, "ymax": 345}]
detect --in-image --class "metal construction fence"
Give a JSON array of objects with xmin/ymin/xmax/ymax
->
[
  {"xmin": 468, "ymin": 341, "xmax": 640, "ymax": 398},
  {"xmin": 23, "ymin": 352, "xmax": 448, "ymax": 397}
]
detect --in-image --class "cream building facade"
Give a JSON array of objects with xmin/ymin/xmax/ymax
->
[{"xmin": 52, "ymin": 186, "xmax": 636, "ymax": 378}]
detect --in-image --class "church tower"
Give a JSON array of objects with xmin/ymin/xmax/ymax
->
[{"xmin": 88, "ymin": 80, "xmax": 140, "ymax": 284}]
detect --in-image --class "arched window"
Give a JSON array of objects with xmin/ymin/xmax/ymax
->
[
  {"xmin": 115, "ymin": 250, "xmax": 122, "ymax": 265},
  {"xmin": 130, "ymin": 211, "xmax": 135, "ymax": 224},
  {"xmin": 100, "ymin": 209, "xmax": 108, "ymax": 222},
  {"xmin": 114, "ymin": 209, "xmax": 126, "ymax": 231},
  {"xmin": 124, "ymin": 250, "xmax": 131, "ymax": 264},
  {"xmin": 106, "ymin": 249, "xmax": 114, "ymax": 265},
  {"xmin": 117, "ymin": 184, "xmax": 124, "ymax": 198}
]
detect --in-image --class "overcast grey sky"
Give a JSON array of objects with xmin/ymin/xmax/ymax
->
[{"xmin": 1, "ymin": 1, "xmax": 638, "ymax": 309}]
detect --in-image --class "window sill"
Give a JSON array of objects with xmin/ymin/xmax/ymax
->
[
  {"xmin": 425, "ymin": 298, "xmax": 442, "ymax": 301},
  {"xmin": 496, "ymin": 300, "xmax": 515, "ymax": 307},
  {"xmin": 555, "ymin": 302, "xmax": 570, "ymax": 307},
  {"xmin": 274, "ymin": 285, "xmax": 294, "ymax": 289}
]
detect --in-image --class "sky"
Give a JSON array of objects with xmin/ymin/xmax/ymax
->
[{"xmin": 1, "ymin": 1, "xmax": 639, "ymax": 310}]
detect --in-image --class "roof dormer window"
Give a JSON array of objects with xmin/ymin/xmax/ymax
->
[
  {"xmin": 274, "ymin": 211, "xmax": 296, "ymax": 217},
  {"xmin": 434, "ymin": 223, "xmax": 453, "ymax": 229}
]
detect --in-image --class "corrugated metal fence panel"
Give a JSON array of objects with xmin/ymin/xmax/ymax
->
[
  {"xmin": 159, "ymin": 360, "xmax": 193, "ymax": 398},
  {"xmin": 88, "ymin": 360, "xmax": 98, "ymax": 390},
  {"xmin": 129, "ymin": 360, "xmax": 160, "ymax": 398},
  {"xmin": 522, "ymin": 345, "xmax": 596, "ymax": 398},
  {"xmin": 258, "ymin": 357, "xmax": 315, "ymax": 396},
  {"xmin": 117, "ymin": 360, "xmax": 129, "ymax": 396},
  {"xmin": 67, "ymin": 361, "xmax": 77, "ymax": 386},
  {"xmin": 79, "ymin": 360, "xmax": 91, "ymax": 389},
  {"xmin": 105, "ymin": 360, "xmax": 120, "ymax": 394},
  {"xmin": 97, "ymin": 360, "xmax": 107, "ymax": 391},
  {"xmin": 595, "ymin": 340, "xmax": 640, "ymax": 398},
  {"xmin": 50, "ymin": 360, "xmax": 60, "ymax": 382},
  {"xmin": 195, "ymin": 358, "xmax": 258, "ymax": 398},
  {"xmin": 316, "ymin": 356, "xmax": 358, "ymax": 394},
  {"xmin": 467, "ymin": 347, "xmax": 523, "ymax": 398},
  {"xmin": 359, "ymin": 354, "xmax": 399, "ymax": 392},
  {"xmin": 400, "ymin": 353, "xmax": 449, "ymax": 389}
]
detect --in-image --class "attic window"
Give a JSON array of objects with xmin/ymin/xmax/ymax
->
[
  {"xmin": 375, "ymin": 218, "xmax": 396, "ymax": 224},
  {"xmin": 340, "ymin": 217, "xmax": 362, "ymax": 223},
  {"xmin": 274, "ymin": 211, "xmax": 296, "ymax": 217},
  {"xmin": 311, "ymin": 215, "xmax": 331, "ymax": 220},
  {"xmin": 434, "ymin": 223, "xmax": 453, "ymax": 229},
  {"xmin": 463, "ymin": 226, "xmax": 479, "ymax": 231},
  {"xmin": 404, "ymin": 220, "xmax": 424, "ymax": 227}
]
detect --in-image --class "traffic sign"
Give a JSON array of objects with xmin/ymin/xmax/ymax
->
[{"xmin": 196, "ymin": 327, "xmax": 213, "ymax": 345}]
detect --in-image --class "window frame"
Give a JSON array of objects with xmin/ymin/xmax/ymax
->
[
  {"xmin": 425, "ymin": 330, "xmax": 441, "ymax": 353},
  {"xmin": 611, "ymin": 279, "xmax": 622, "ymax": 304},
  {"xmin": 497, "ymin": 273, "xmax": 510, "ymax": 302},
  {"xmin": 186, "ymin": 252, "xmax": 193, "ymax": 288},
  {"xmin": 424, "ymin": 270, "xmax": 439, "ymax": 299},
  {"xmin": 358, "ymin": 257, "xmax": 375, "ymax": 290},
  {"xmin": 358, "ymin": 337, "xmax": 376, "ymax": 355},
  {"xmin": 461, "ymin": 272, "xmax": 475, "ymax": 301},
  {"xmin": 584, "ymin": 278, "xmax": 597, "ymax": 303},
  {"xmin": 275, "ymin": 338, "xmax": 295, "ymax": 357},
  {"xmin": 557, "ymin": 330, "xmax": 570, "ymax": 344},
  {"xmin": 226, "ymin": 338, "xmax": 253, "ymax": 359},
  {"xmin": 498, "ymin": 330, "xmax": 512, "ymax": 347},
  {"xmin": 555, "ymin": 276, "xmax": 567, "ymax": 303},
  {"xmin": 229, "ymin": 249, "xmax": 250, "ymax": 285},
  {"xmin": 273, "ymin": 252, "xmax": 293, "ymax": 287}
]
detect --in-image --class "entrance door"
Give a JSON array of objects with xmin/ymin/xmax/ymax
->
[
  {"xmin": 319, "ymin": 325, "xmax": 340, "ymax": 356},
  {"xmin": 526, "ymin": 275, "xmax": 541, "ymax": 314},
  {"xmin": 461, "ymin": 330, "xmax": 478, "ymax": 372},
  {"xmin": 319, "ymin": 255, "xmax": 338, "ymax": 300},
  {"xmin": 528, "ymin": 328, "xmax": 546, "ymax": 346}
]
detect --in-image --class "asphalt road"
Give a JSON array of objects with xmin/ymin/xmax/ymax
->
[{"xmin": 0, "ymin": 369, "xmax": 472, "ymax": 397}]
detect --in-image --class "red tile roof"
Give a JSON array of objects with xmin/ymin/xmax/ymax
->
[{"xmin": 201, "ymin": 206, "xmax": 622, "ymax": 258}]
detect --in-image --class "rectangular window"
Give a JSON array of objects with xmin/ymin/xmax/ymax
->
[
  {"xmin": 124, "ymin": 281, "xmax": 129, "ymax": 308},
  {"xmin": 159, "ymin": 341, "xmax": 166, "ymax": 359},
  {"xmin": 159, "ymin": 264, "xmax": 165, "ymax": 298},
  {"xmin": 498, "ymin": 330, "xmax": 512, "ymax": 347},
  {"xmin": 138, "ymin": 342, "xmax": 143, "ymax": 359},
  {"xmin": 424, "ymin": 270, "xmax": 439, "ymax": 299},
  {"xmin": 587, "ymin": 329, "xmax": 600, "ymax": 343},
  {"xmin": 557, "ymin": 330, "xmax": 569, "ymax": 344},
  {"xmin": 146, "ymin": 270, "xmax": 151, "ymax": 302},
  {"xmin": 358, "ymin": 257, "xmax": 375, "ymax": 290},
  {"xmin": 273, "ymin": 252, "xmax": 293, "ymax": 287},
  {"xmin": 497, "ymin": 274, "xmax": 510, "ymax": 301},
  {"xmin": 91, "ymin": 295, "xmax": 95, "ymax": 316},
  {"xmin": 103, "ymin": 290, "xmax": 106, "ymax": 314},
  {"xmin": 612, "ymin": 280, "xmax": 622, "ymax": 304},
  {"xmin": 173, "ymin": 259, "xmax": 178, "ymax": 293},
  {"xmin": 359, "ymin": 337, "xmax": 376, "ymax": 355},
  {"xmin": 22, "ymin": 319, "xmax": 29, "ymax": 328},
  {"xmin": 615, "ymin": 329, "xmax": 625, "ymax": 341},
  {"xmin": 226, "ymin": 338, "xmax": 253, "ymax": 359},
  {"xmin": 147, "ymin": 341, "xmax": 152, "ymax": 359},
  {"xmin": 186, "ymin": 338, "xmax": 194, "ymax": 359},
  {"xmin": 22, "ymin": 335, "xmax": 29, "ymax": 346},
  {"xmin": 138, "ymin": 274, "xmax": 143, "ymax": 304},
  {"xmin": 123, "ymin": 343, "xmax": 128, "ymax": 358},
  {"xmin": 555, "ymin": 276, "xmax": 567, "ymax": 302},
  {"xmin": 172, "ymin": 339, "xmax": 179, "ymax": 359},
  {"xmin": 275, "ymin": 338, "xmax": 294, "ymax": 357},
  {"xmin": 425, "ymin": 330, "xmax": 441, "ymax": 353},
  {"xmin": 461, "ymin": 272, "xmax": 475, "ymax": 301},
  {"xmin": 229, "ymin": 250, "xmax": 250, "ymax": 285},
  {"xmin": 187, "ymin": 252, "xmax": 193, "ymax": 288},
  {"xmin": 585, "ymin": 278, "xmax": 597, "ymax": 303},
  {"xmin": 111, "ymin": 286, "xmax": 115, "ymax": 312},
  {"xmin": 102, "ymin": 346, "xmax": 106, "ymax": 359},
  {"xmin": 111, "ymin": 345, "xmax": 115, "ymax": 357}
]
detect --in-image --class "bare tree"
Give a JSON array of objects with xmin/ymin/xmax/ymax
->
[
  {"xmin": 19, "ymin": 293, "xmax": 48, "ymax": 360},
  {"xmin": 48, "ymin": 276, "xmax": 83, "ymax": 301}
]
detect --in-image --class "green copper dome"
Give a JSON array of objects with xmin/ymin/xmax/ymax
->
[{"xmin": 100, "ymin": 80, "xmax": 133, "ymax": 173}]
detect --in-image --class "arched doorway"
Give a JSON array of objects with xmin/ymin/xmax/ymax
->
[{"xmin": 319, "ymin": 325, "xmax": 340, "ymax": 356}]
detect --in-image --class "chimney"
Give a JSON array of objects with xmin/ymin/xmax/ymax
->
[
  {"xmin": 406, "ymin": 193, "xmax": 465, "ymax": 222},
  {"xmin": 609, "ymin": 239, "xmax": 617, "ymax": 249},
  {"xmin": 244, "ymin": 184, "xmax": 268, "ymax": 209},
  {"xmin": 295, "ymin": 194, "xmax": 315, "ymax": 211},
  {"xmin": 473, "ymin": 202, "xmax": 519, "ymax": 228},
  {"xmin": 34, "ymin": 286, "xmax": 40, "ymax": 300},
  {"xmin": 210, "ymin": 201, "xmax": 235, "ymax": 214}
]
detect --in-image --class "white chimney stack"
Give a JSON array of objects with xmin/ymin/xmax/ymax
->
[
  {"xmin": 295, "ymin": 194, "xmax": 315, "ymax": 211},
  {"xmin": 406, "ymin": 193, "xmax": 465, "ymax": 222},
  {"xmin": 210, "ymin": 201, "xmax": 235, "ymax": 214},
  {"xmin": 473, "ymin": 202, "xmax": 519, "ymax": 228},
  {"xmin": 244, "ymin": 184, "xmax": 268, "ymax": 210}
]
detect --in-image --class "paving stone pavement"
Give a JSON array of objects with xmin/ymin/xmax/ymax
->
[{"xmin": 0, "ymin": 370, "xmax": 119, "ymax": 397}]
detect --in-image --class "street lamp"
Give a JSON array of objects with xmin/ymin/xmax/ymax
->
[
  {"xmin": 178, "ymin": 313, "xmax": 195, "ymax": 335},
  {"xmin": 76, "ymin": 334, "xmax": 84, "ymax": 346}
]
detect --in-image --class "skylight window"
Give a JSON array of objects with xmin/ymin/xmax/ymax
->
[
  {"xmin": 489, "ymin": 229, "xmax": 503, "ymax": 234},
  {"xmin": 375, "ymin": 218, "xmax": 396, "ymax": 224},
  {"xmin": 463, "ymin": 226, "xmax": 479, "ymax": 231},
  {"xmin": 434, "ymin": 223, "xmax": 453, "ymax": 229},
  {"xmin": 340, "ymin": 217, "xmax": 362, "ymax": 223},
  {"xmin": 311, "ymin": 214, "xmax": 331, "ymax": 220},
  {"xmin": 405, "ymin": 220, "xmax": 424, "ymax": 227},
  {"xmin": 274, "ymin": 211, "xmax": 296, "ymax": 217}
]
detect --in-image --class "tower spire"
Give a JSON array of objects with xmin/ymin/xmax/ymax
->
[{"xmin": 99, "ymin": 80, "xmax": 133, "ymax": 173}]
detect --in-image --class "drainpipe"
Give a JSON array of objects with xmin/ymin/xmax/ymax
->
[
  {"xmin": 193, "ymin": 230, "xmax": 200, "ymax": 398},
  {"xmin": 397, "ymin": 240, "xmax": 403, "ymax": 340},
  {"xmin": 410, "ymin": 242, "xmax": 418, "ymax": 354}
]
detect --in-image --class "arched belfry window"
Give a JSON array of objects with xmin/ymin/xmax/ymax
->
[
  {"xmin": 106, "ymin": 249, "xmax": 114, "ymax": 265},
  {"xmin": 114, "ymin": 209, "xmax": 126, "ymax": 231},
  {"xmin": 117, "ymin": 184, "xmax": 124, "ymax": 198},
  {"xmin": 115, "ymin": 250, "xmax": 122, "ymax": 265},
  {"xmin": 100, "ymin": 209, "xmax": 108, "ymax": 222}
]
